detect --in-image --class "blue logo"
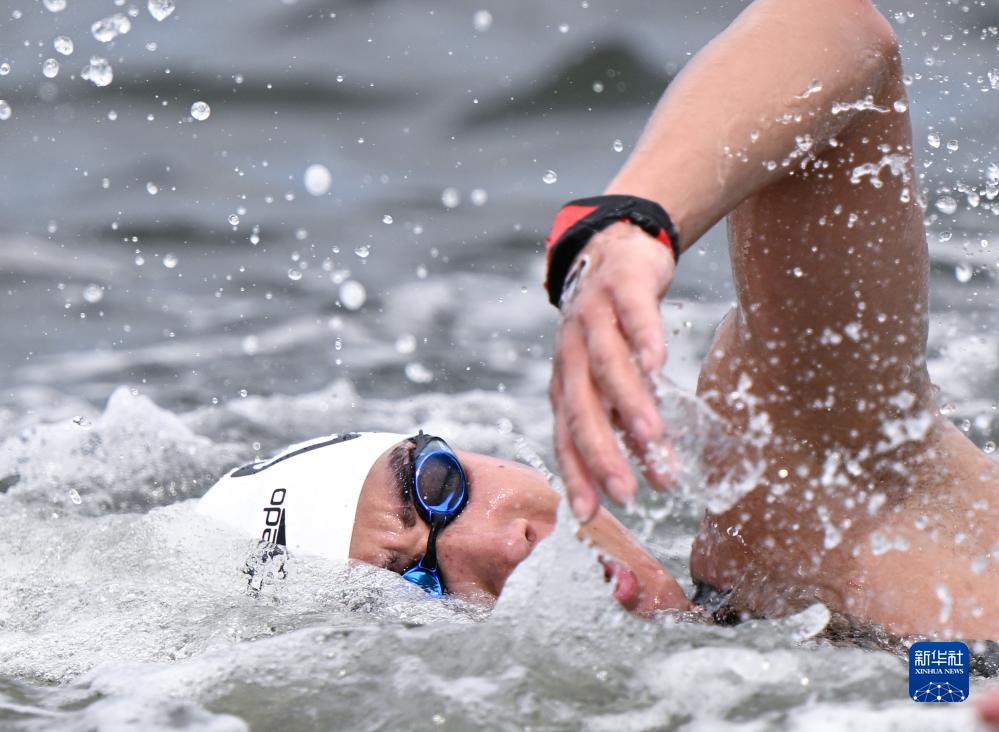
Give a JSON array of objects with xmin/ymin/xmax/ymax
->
[{"xmin": 909, "ymin": 641, "xmax": 969, "ymax": 702}]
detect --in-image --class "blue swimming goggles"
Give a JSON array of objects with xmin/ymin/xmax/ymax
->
[{"xmin": 401, "ymin": 433, "xmax": 469, "ymax": 596}]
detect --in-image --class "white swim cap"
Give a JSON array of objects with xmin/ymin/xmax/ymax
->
[{"xmin": 197, "ymin": 432, "xmax": 408, "ymax": 562}]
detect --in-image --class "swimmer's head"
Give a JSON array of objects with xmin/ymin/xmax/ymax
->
[{"xmin": 198, "ymin": 432, "xmax": 558, "ymax": 601}]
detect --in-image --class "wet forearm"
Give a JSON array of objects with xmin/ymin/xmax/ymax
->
[{"xmin": 606, "ymin": 0, "xmax": 898, "ymax": 248}]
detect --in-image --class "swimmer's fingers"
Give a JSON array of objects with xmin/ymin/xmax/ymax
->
[
  {"xmin": 583, "ymin": 304, "xmax": 664, "ymax": 448},
  {"xmin": 552, "ymin": 407, "xmax": 599, "ymax": 523},
  {"xmin": 611, "ymin": 265, "xmax": 671, "ymax": 375},
  {"xmin": 551, "ymin": 312, "xmax": 637, "ymax": 514},
  {"xmin": 599, "ymin": 556, "xmax": 690, "ymax": 616},
  {"xmin": 616, "ymin": 416, "xmax": 677, "ymax": 492}
]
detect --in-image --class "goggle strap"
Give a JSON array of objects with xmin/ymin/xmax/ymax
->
[{"xmin": 418, "ymin": 521, "xmax": 444, "ymax": 571}]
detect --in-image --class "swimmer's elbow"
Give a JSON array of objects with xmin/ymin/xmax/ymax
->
[
  {"xmin": 842, "ymin": 0, "xmax": 901, "ymax": 94},
  {"xmin": 850, "ymin": 0, "xmax": 899, "ymax": 59}
]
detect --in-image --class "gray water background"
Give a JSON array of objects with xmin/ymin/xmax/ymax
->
[{"xmin": 0, "ymin": 0, "xmax": 997, "ymax": 729}]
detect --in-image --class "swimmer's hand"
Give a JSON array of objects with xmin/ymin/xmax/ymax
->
[
  {"xmin": 599, "ymin": 556, "xmax": 689, "ymax": 616},
  {"xmin": 550, "ymin": 220, "xmax": 678, "ymax": 521}
]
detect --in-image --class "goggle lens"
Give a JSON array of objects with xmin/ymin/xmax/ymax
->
[{"xmin": 414, "ymin": 441, "xmax": 467, "ymax": 516}]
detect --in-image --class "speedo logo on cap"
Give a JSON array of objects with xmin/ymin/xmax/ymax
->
[{"xmin": 262, "ymin": 488, "xmax": 287, "ymax": 545}]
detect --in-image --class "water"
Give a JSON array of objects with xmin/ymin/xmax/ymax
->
[{"xmin": 0, "ymin": 0, "xmax": 996, "ymax": 728}]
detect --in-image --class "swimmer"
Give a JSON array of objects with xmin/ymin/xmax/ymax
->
[
  {"xmin": 547, "ymin": 0, "xmax": 999, "ymax": 639},
  {"xmin": 198, "ymin": 431, "xmax": 689, "ymax": 614}
]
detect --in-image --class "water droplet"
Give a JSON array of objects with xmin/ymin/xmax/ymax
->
[
  {"xmin": 893, "ymin": 99, "xmax": 908, "ymax": 113},
  {"xmin": 934, "ymin": 195, "xmax": 958, "ymax": 215},
  {"xmin": 228, "ymin": 213, "xmax": 240, "ymax": 226},
  {"xmin": 353, "ymin": 245, "xmax": 370, "ymax": 259},
  {"xmin": 335, "ymin": 74, "xmax": 344, "ymax": 83},
  {"xmin": 792, "ymin": 266, "xmax": 804, "ymax": 278},
  {"xmin": 44, "ymin": 0, "xmax": 66, "ymax": 12},
  {"xmin": 0, "ymin": 63, "xmax": 10, "ymax": 76},
  {"xmin": 162, "ymin": 253, "xmax": 178, "ymax": 268},
  {"xmin": 955, "ymin": 262, "xmax": 973, "ymax": 283},
  {"xmin": 592, "ymin": 81, "xmax": 604, "ymax": 93},
  {"xmin": 239, "ymin": 388, "xmax": 248, "ymax": 398},
  {"xmin": 985, "ymin": 441, "xmax": 996, "ymax": 454},
  {"xmin": 542, "ymin": 169, "xmax": 558, "ymax": 184},
  {"xmin": 303, "ymin": 163, "xmax": 331, "ymax": 196},
  {"xmin": 946, "ymin": 139, "xmax": 959, "ymax": 152},
  {"xmin": 441, "ymin": 187, "xmax": 461, "ymax": 209},
  {"xmin": 190, "ymin": 101, "xmax": 210, "ymax": 121},
  {"xmin": 82, "ymin": 284, "xmax": 104, "ymax": 303},
  {"xmin": 382, "ymin": 214, "xmax": 393, "ymax": 225},
  {"xmin": 470, "ymin": 188, "xmax": 488, "ymax": 206},
  {"xmin": 558, "ymin": 23, "xmax": 569, "ymax": 33},
  {"xmin": 53, "ymin": 36, "xmax": 74, "ymax": 55},
  {"xmin": 395, "ymin": 334, "xmax": 416, "ymax": 354},
  {"xmin": 148, "ymin": 0, "xmax": 175, "ymax": 21},
  {"xmin": 472, "ymin": 9, "xmax": 492, "ymax": 32},
  {"xmin": 405, "ymin": 362, "xmax": 434, "ymax": 384},
  {"xmin": 796, "ymin": 79, "xmax": 823, "ymax": 99},
  {"xmin": 0, "ymin": 101, "xmax": 10, "ymax": 121},
  {"xmin": 146, "ymin": 182, "xmax": 158, "ymax": 195},
  {"xmin": 107, "ymin": 109, "xmax": 117, "ymax": 121},
  {"xmin": 287, "ymin": 268, "xmax": 303, "ymax": 281},
  {"xmin": 68, "ymin": 488, "xmax": 83, "ymax": 505},
  {"xmin": 938, "ymin": 230, "xmax": 953, "ymax": 243},
  {"xmin": 42, "ymin": 58, "xmax": 60, "ymax": 78},
  {"xmin": 72, "ymin": 415, "xmax": 92, "ymax": 429},
  {"xmin": 242, "ymin": 335, "xmax": 259, "ymax": 355},
  {"xmin": 927, "ymin": 132, "xmax": 941, "ymax": 149},
  {"xmin": 81, "ymin": 56, "xmax": 113, "ymax": 87},
  {"xmin": 91, "ymin": 14, "xmax": 131, "ymax": 43},
  {"xmin": 338, "ymin": 280, "xmax": 366, "ymax": 310},
  {"xmin": 612, "ymin": 138, "xmax": 624, "ymax": 152}
]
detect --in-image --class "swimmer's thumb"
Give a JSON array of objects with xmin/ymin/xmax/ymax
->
[{"xmin": 599, "ymin": 556, "xmax": 640, "ymax": 611}]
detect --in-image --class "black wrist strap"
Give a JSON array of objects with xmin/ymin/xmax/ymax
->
[{"xmin": 543, "ymin": 195, "xmax": 680, "ymax": 307}]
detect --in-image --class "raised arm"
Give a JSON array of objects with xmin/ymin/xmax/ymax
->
[{"xmin": 549, "ymin": 0, "xmax": 907, "ymax": 520}]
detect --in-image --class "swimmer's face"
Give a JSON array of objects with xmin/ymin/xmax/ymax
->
[{"xmin": 349, "ymin": 437, "xmax": 559, "ymax": 601}]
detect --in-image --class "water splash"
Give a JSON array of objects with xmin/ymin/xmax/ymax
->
[
  {"xmin": 190, "ymin": 101, "xmax": 211, "ymax": 121},
  {"xmin": 338, "ymin": 280, "xmax": 366, "ymax": 310},
  {"xmin": 91, "ymin": 14, "xmax": 131, "ymax": 43},
  {"xmin": 795, "ymin": 79, "xmax": 823, "ymax": 99},
  {"xmin": 53, "ymin": 35, "xmax": 74, "ymax": 55},
  {"xmin": 441, "ymin": 187, "xmax": 461, "ymax": 209},
  {"xmin": 831, "ymin": 96, "xmax": 890, "ymax": 115},
  {"xmin": 472, "ymin": 9, "xmax": 492, "ymax": 32},
  {"xmin": 81, "ymin": 57, "xmax": 113, "ymax": 87},
  {"xmin": 148, "ymin": 0, "xmax": 176, "ymax": 22},
  {"xmin": 303, "ymin": 163, "xmax": 331, "ymax": 196},
  {"xmin": 849, "ymin": 153, "xmax": 909, "ymax": 190}
]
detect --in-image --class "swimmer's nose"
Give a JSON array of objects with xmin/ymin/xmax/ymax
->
[{"xmin": 440, "ymin": 518, "xmax": 537, "ymax": 595}]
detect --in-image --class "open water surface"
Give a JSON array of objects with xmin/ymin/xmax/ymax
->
[{"xmin": 1, "ymin": 0, "xmax": 997, "ymax": 729}]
